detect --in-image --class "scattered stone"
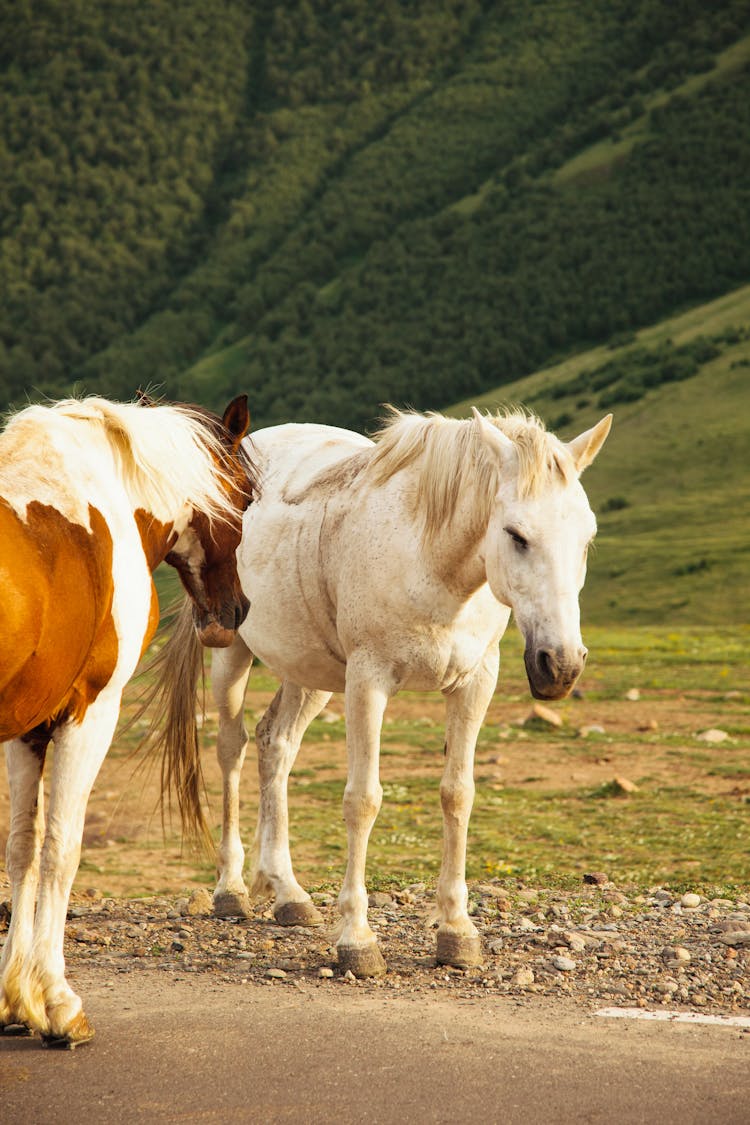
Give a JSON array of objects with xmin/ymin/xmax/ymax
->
[
  {"xmin": 171, "ymin": 940, "xmax": 185, "ymax": 952},
  {"xmin": 661, "ymin": 945, "xmax": 691, "ymax": 963},
  {"xmin": 583, "ymin": 872, "xmax": 609, "ymax": 886},
  {"xmin": 613, "ymin": 776, "xmax": 639, "ymax": 794},
  {"xmin": 510, "ymin": 968, "xmax": 535, "ymax": 988},
  {"xmin": 525, "ymin": 702, "xmax": 563, "ymax": 728},
  {"xmin": 318, "ymin": 967, "xmax": 334, "ymax": 978},
  {"xmin": 578, "ymin": 724, "xmax": 606, "ymax": 737},
  {"xmin": 488, "ymin": 939, "xmax": 504, "ymax": 955},
  {"xmin": 342, "ymin": 970, "xmax": 357, "ymax": 983},
  {"xmin": 716, "ymin": 931, "xmax": 750, "ymax": 947},
  {"xmin": 625, "ymin": 688, "xmax": 640, "ymax": 701},
  {"xmin": 186, "ymin": 888, "xmax": 213, "ymax": 917},
  {"xmin": 265, "ymin": 968, "xmax": 287, "ymax": 980},
  {"xmin": 696, "ymin": 729, "xmax": 730, "ymax": 743},
  {"xmin": 562, "ymin": 932, "xmax": 587, "ymax": 954},
  {"xmin": 368, "ymin": 891, "xmax": 393, "ymax": 908},
  {"xmin": 680, "ymin": 893, "xmax": 701, "ymax": 909},
  {"xmin": 552, "ymin": 955, "xmax": 577, "ymax": 972}
]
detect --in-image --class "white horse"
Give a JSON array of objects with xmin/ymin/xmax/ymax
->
[{"xmin": 158, "ymin": 407, "xmax": 611, "ymax": 977}]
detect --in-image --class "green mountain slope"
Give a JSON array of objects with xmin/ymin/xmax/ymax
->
[
  {"xmin": 451, "ymin": 286, "xmax": 750, "ymax": 626},
  {"xmin": 2, "ymin": 1, "xmax": 750, "ymax": 429}
]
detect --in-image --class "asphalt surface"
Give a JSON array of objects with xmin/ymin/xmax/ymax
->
[{"xmin": 2, "ymin": 967, "xmax": 748, "ymax": 1123}]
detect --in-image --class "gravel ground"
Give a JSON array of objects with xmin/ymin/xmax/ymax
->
[{"xmin": 11, "ymin": 878, "xmax": 747, "ymax": 1016}]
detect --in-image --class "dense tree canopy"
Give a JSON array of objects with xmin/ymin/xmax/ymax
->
[{"xmin": 1, "ymin": 0, "xmax": 749, "ymax": 425}]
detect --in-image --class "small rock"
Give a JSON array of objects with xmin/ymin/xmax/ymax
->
[
  {"xmin": 526, "ymin": 703, "xmax": 563, "ymax": 728},
  {"xmin": 661, "ymin": 945, "xmax": 691, "ymax": 963},
  {"xmin": 510, "ymin": 968, "xmax": 535, "ymax": 988},
  {"xmin": 613, "ymin": 776, "xmax": 639, "ymax": 794},
  {"xmin": 583, "ymin": 872, "xmax": 609, "ymax": 886},
  {"xmin": 625, "ymin": 688, "xmax": 640, "ymax": 701},
  {"xmin": 342, "ymin": 970, "xmax": 357, "ymax": 983},
  {"xmin": 171, "ymin": 939, "xmax": 185, "ymax": 952},
  {"xmin": 562, "ymin": 932, "xmax": 587, "ymax": 954},
  {"xmin": 552, "ymin": 956, "xmax": 577, "ymax": 972},
  {"xmin": 680, "ymin": 893, "xmax": 701, "ymax": 909},
  {"xmin": 578, "ymin": 724, "xmax": 605, "ymax": 737},
  {"xmin": 318, "ymin": 967, "xmax": 334, "ymax": 978},
  {"xmin": 265, "ymin": 968, "xmax": 287, "ymax": 980},
  {"xmin": 716, "ymin": 931, "xmax": 750, "ymax": 947},
  {"xmin": 368, "ymin": 891, "xmax": 393, "ymax": 908},
  {"xmin": 488, "ymin": 939, "xmax": 504, "ymax": 955},
  {"xmin": 186, "ymin": 888, "xmax": 213, "ymax": 917},
  {"xmin": 696, "ymin": 729, "xmax": 730, "ymax": 743}
]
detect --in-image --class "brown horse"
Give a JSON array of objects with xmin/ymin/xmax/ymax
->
[{"xmin": 0, "ymin": 393, "xmax": 257, "ymax": 1047}]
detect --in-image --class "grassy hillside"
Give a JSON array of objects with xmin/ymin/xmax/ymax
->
[
  {"xmin": 2, "ymin": 1, "xmax": 750, "ymax": 430},
  {"xmin": 452, "ymin": 286, "xmax": 750, "ymax": 626}
]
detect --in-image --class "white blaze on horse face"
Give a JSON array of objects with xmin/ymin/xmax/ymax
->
[{"xmin": 475, "ymin": 410, "xmax": 609, "ymax": 701}]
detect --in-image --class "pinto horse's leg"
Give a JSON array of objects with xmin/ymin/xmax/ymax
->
[
  {"xmin": 337, "ymin": 658, "xmax": 391, "ymax": 978},
  {"xmin": 253, "ymin": 681, "xmax": 331, "ymax": 927},
  {"xmin": 212, "ymin": 637, "xmax": 254, "ymax": 919},
  {"xmin": 0, "ymin": 738, "xmax": 47, "ymax": 1032},
  {"xmin": 15, "ymin": 690, "xmax": 122, "ymax": 1047},
  {"xmin": 436, "ymin": 645, "xmax": 500, "ymax": 969}
]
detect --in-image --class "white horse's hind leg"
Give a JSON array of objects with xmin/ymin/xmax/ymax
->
[
  {"xmin": 437, "ymin": 646, "xmax": 499, "ymax": 968},
  {"xmin": 337, "ymin": 659, "xmax": 390, "ymax": 978},
  {"xmin": 212, "ymin": 636, "xmax": 254, "ymax": 919},
  {"xmin": 254, "ymin": 681, "xmax": 331, "ymax": 927},
  {"xmin": 17, "ymin": 690, "xmax": 122, "ymax": 1046},
  {"xmin": 0, "ymin": 739, "xmax": 46, "ymax": 1031}
]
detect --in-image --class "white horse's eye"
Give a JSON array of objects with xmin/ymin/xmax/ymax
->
[{"xmin": 505, "ymin": 527, "xmax": 528, "ymax": 550}]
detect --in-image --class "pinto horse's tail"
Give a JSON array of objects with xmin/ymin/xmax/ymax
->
[{"xmin": 141, "ymin": 598, "xmax": 214, "ymax": 853}]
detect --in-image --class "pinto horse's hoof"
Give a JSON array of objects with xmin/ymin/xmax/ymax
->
[
  {"xmin": 436, "ymin": 930, "xmax": 483, "ymax": 969},
  {"xmin": 337, "ymin": 942, "xmax": 387, "ymax": 978},
  {"xmin": 274, "ymin": 901, "xmax": 324, "ymax": 928},
  {"xmin": 213, "ymin": 891, "xmax": 252, "ymax": 919},
  {"xmin": 41, "ymin": 1010, "xmax": 95, "ymax": 1049},
  {"xmin": 1, "ymin": 1022, "xmax": 33, "ymax": 1037}
]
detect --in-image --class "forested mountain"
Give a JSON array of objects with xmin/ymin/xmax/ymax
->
[{"xmin": 2, "ymin": 1, "xmax": 749, "ymax": 429}]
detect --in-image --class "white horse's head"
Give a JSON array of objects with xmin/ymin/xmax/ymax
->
[{"xmin": 474, "ymin": 409, "xmax": 611, "ymax": 701}]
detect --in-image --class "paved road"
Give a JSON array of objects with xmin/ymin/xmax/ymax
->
[{"xmin": 2, "ymin": 968, "xmax": 748, "ymax": 1123}]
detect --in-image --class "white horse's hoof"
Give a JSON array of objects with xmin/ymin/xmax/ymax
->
[
  {"xmin": 337, "ymin": 942, "xmax": 387, "ymax": 978},
  {"xmin": 274, "ymin": 901, "xmax": 324, "ymax": 927},
  {"xmin": 213, "ymin": 891, "xmax": 252, "ymax": 919},
  {"xmin": 41, "ymin": 1009, "xmax": 95, "ymax": 1049},
  {"xmin": 436, "ymin": 930, "xmax": 483, "ymax": 969}
]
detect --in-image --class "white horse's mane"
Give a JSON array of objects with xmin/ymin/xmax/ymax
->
[
  {"xmin": 367, "ymin": 407, "xmax": 574, "ymax": 541},
  {"xmin": 0, "ymin": 396, "xmax": 241, "ymax": 525}
]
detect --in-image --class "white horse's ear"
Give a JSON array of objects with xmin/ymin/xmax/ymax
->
[
  {"xmin": 566, "ymin": 414, "xmax": 612, "ymax": 474},
  {"xmin": 471, "ymin": 407, "xmax": 514, "ymax": 458}
]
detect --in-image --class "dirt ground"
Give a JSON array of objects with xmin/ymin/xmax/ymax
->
[
  {"xmin": 1, "ymin": 674, "xmax": 748, "ymax": 1023},
  {"xmin": 0, "ymin": 676, "xmax": 746, "ymax": 898}
]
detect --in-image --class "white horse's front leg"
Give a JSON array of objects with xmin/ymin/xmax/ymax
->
[
  {"xmin": 0, "ymin": 738, "xmax": 46, "ymax": 1030},
  {"xmin": 17, "ymin": 691, "xmax": 121, "ymax": 1046},
  {"xmin": 212, "ymin": 638, "xmax": 254, "ymax": 919},
  {"xmin": 437, "ymin": 646, "xmax": 499, "ymax": 968},
  {"xmin": 253, "ymin": 681, "xmax": 331, "ymax": 926},
  {"xmin": 337, "ymin": 658, "xmax": 391, "ymax": 978}
]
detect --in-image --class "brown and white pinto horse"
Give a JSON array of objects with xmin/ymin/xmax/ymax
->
[{"xmin": 0, "ymin": 393, "xmax": 256, "ymax": 1047}]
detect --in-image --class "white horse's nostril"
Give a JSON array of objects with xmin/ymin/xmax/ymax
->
[{"xmin": 537, "ymin": 649, "xmax": 558, "ymax": 680}]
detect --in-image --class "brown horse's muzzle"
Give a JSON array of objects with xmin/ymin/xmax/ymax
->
[{"xmin": 193, "ymin": 591, "xmax": 250, "ymax": 647}]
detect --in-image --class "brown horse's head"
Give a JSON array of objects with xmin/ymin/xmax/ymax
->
[{"xmin": 164, "ymin": 395, "xmax": 257, "ymax": 647}]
